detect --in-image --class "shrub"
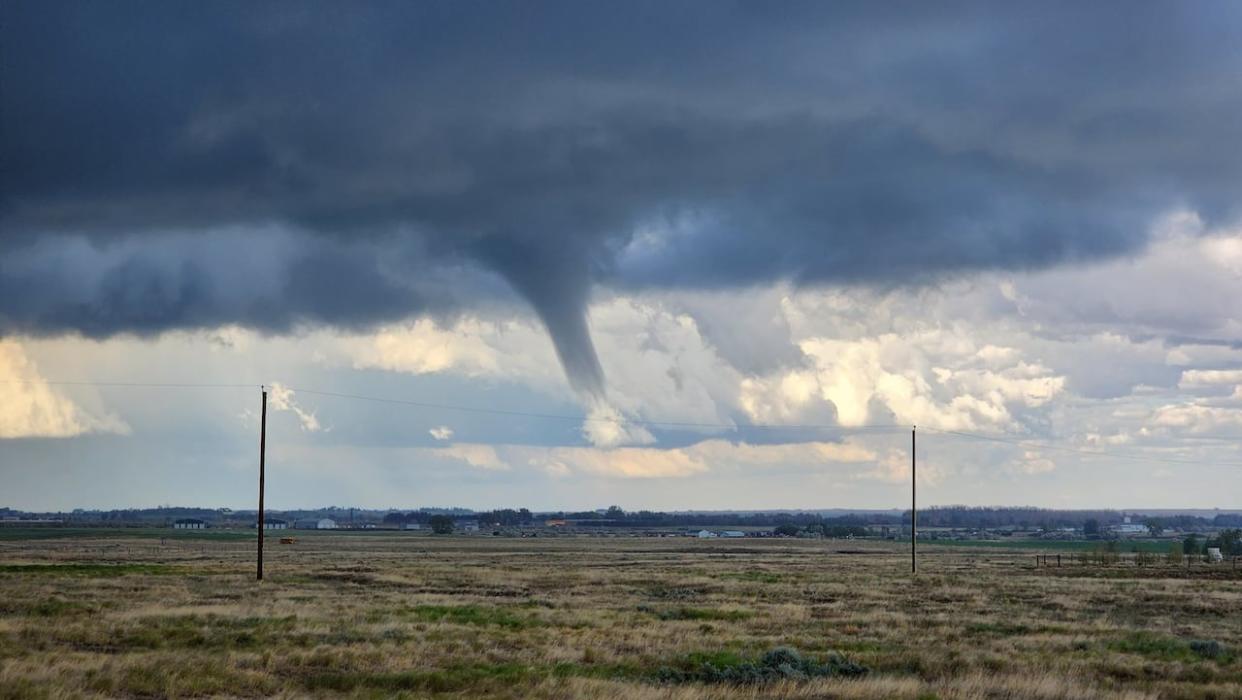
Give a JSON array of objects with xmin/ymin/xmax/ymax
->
[
  {"xmin": 655, "ymin": 646, "xmax": 868, "ymax": 685},
  {"xmin": 428, "ymin": 515, "xmax": 454, "ymax": 535},
  {"xmin": 1166, "ymin": 542, "xmax": 1183, "ymax": 565},
  {"xmin": 1189, "ymin": 639, "xmax": 1228, "ymax": 659}
]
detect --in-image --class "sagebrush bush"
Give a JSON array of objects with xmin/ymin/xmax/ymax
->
[
  {"xmin": 1189, "ymin": 639, "xmax": 1227, "ymax": 659},
  {"xmin": 656, "ymin": 646, "xmax": 868, "ymax": 685}
]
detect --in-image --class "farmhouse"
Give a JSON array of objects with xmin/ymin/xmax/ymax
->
[
  {"xmin": 172, "ymin": 518, "xmax": 208, "ymax": 529},
  {"xmin": 457, "ymin": 519, "xmax": 480, "ymax": 532},
  {"xmin": 293, "ymin": 518, "xmax": 337, "ymax": 530}
]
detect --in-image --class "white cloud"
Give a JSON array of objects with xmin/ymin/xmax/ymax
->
[
  {"xmin": 433, "ymin": 444, "xmax": 507, "ymax": 471},
  {"xmin": 1011, "ymin": 450, "xmax": 1057, "ymax": 475},
  {"xmin": 859, "ymin": 448, "xmax": 950, "ymax": 485},
  {"xmin": 796, "ymin": 332, "xmax": 1065, "ymax": 431},
  {"xmin": 581, "ymin": 401, "xmax": 655, "ymax": 448},
  {"xmin": 1178, "ymin": 369, "xmax": 1242, "ymax": 388},
  {"xmin": 511, "ymin": 438, "xmax": 876, "ymax": 480},
  {"xmin": 525, "ymin": 445, "xmax": 707, "ymax": 479},
  {"xmin": 1150, "ymin": 403, "xmax": 1242, "ymax": 434},
  {"xmin": 0, "ymin": 340, "xmax": 128, "ymax": 439},
  {"xmin": 267, "ymin": 383, "xmax": 322, "ymax": 432},
  {"xmin": 429, "ymin": 425, "xmax": 454, "ymax": 441},
  {"xmin": 9, "ymin": 216, "xmax": 1242, "ymax": 509},
  {"xmin": 348, "ymin": 317, "xmax": 561, "ymax": 386}
]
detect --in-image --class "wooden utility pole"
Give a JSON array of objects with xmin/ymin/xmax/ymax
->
[
  {"xmin": 911, "ymin": 425, "xmax": 917, "ymax": 574},
  {"xmin": 257, "ymin": 387, "xmax": 267, "ymax": 581}
]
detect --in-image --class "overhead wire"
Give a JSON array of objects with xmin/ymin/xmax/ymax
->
[
  {"xmin": 4, "ymin": 378, "xmax": 1239, "ymax": 465},
  {"xmin": 920, "ymin": 426, "xmax": 1242, "ymax": 467}
]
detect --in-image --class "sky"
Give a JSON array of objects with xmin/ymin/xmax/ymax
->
[{"xmin": 3, "ymin": 2, "xmax": 1242, "ymax": 511}]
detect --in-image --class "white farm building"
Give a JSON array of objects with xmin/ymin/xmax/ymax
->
[{"xmin": 294, "ymin": 518, "xmax": 338, "ymax": 530}]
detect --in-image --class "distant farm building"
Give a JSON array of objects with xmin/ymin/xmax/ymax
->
[
  {"xmin": 721, "ymin": 531, "xmax": 746, "ymax": 538},
  {"xmin": 401, "ymin": 522, "xmax": 422, "ymax": 531},
  {"xmin": 0, "ymin": 518, "xmax": 65, "ymax": 528},
  {"xmin": 544, "ymin": 519, "xmax": 568, "ymax": 527},
  {"xmin": 255, "ymin": 519, "xmax": 288, "ymax": 530},
  {"xmin": 1208, "ymin": 547, "xmax": 1224, "ymax": 562},
  {"xmin": 1114, "ymin": 516, "xmax": 1148, "ymax": 536},
  {"xmin": 294, "ymin": 518, "xmax": 337, "ymax": 530},
  {"xmin": 457, "ymin": 520, "xmax": 480, "ymax": 532},
  {"xmin": 697, "ymin": 530, "xmax": 719, "ymax": 538},
  {"xmin": 172, "ymin": 518, "xmax": 208, "ymax": 529}
]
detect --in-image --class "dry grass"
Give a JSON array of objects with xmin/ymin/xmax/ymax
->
[{"xmin": 0, "ymin": 534, "xmax": 1239, "ymax": 698}]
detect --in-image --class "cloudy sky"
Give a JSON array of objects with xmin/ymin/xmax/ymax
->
[{"xmin": 4, "ymin": 2, "xmax": 1242, "ymax": 511}]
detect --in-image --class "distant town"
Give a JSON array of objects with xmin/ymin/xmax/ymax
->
[{"xmin": 2, "ymin": 505, "xmax": 1240, "ymax": 549}]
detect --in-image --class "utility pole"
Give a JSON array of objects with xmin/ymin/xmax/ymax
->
[
  {"xmin": 911, "ymin": 425, "xmax": 917, "ymax": 574},
  {"xmin": 257, "ymin": 386, "xmax": 267, "ymax": 581}
]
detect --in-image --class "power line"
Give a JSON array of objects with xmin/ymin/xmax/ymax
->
[
  {"xmin": 2, "ymin": 377, "xmax": 905, "ymax": 432},
  {"xmin": 1, "ymin": 379, "xmax": 257, "ymax": 389},
  {"xmin": 921, "ymin": 426, "xmax": 1242, "ymax": 468},
  {"xmin": 6, "ymin": 377, "xmax": 1239, "ymax": 466},
  {"xmin": 286, "ymin": 386, "xmax": 908, "ymax": 433}
]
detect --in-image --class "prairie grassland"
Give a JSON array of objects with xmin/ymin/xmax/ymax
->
[{"xmin": 1, "ymin": 533, "xmax": 1239, "ymax": 699}]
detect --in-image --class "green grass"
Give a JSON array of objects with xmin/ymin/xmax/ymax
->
[
  {"xmin": 33, "ymin": 614, "xmax": 304, "ymax": 653},
  {"xmin": 387, "ymin": 604, "xmax": 543, "ymax": 629},
  {"xmin": 718, "ymin": 570, "xmax": 784, "ymax": 584},
  {"xmin": 1108, "ymin": 632, "xmax": 1197, "ymax": 662},
  {"xmin": 682, "ymin": 650, "xmax": 748, "ymax": 668},
  {"xmin": 638, "ymin": 605, "xmax": 752, "ymax": 621},
  {"xmin": 0, "ymin": 563, "xmax": 188, "ymax": 577},
  {"xmin": 1107, "ymin": 632, "xmax": 1235, "ymax": 664},
  {"xmin": 0, "ymin": 527, "xmax": 254, "ymax": 542},
  {"xmin": 299, "ymin": 661, "xmax": 640, "ymax": 694},
  {"xmin": 963, "ymin": 621, "xmax": 1034, "ymax": 637},
  {"xmin": 933, "ymin": 538, "xmax": 1173, "ymax": 553}
]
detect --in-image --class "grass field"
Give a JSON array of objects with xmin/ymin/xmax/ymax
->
[
  {"xmin": 931, "ymin": 538, "xmax": 1177, "ymax": 553},
  {"xmin": 1, "ymin": 531, "xmax": 1240, "ymax": 699}
]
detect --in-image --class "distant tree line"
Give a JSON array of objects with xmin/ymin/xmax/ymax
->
[
  {"xmin": 539, "ymin": 507, "xmax": 901, "ymax": 529},
  {"xmin": 8, "ymin": 504, "xmax": 1242, "ymax": 533},
  {"xmin": 906, "ymin": 507, "xmax": 1242, "ymax": 531},
  {"xmin": 381, "ymin": 508, "xmax": 534, "ymax": 527},
  {"xmin": 1183, "ymin": 530, "xmax": 1242, "ymax": 556}
]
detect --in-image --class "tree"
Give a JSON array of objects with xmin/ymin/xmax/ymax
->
[
  {"xmin": 605, "ymin": 505, "xmax": 625, "ymax": 519},
  {"xmin": 1183, "ymin": 534, "xmax": 1200, "ymax": 556},
  {"xmin": 1083, "ymin": 518, "xmax": 1100, "ymax": 537},
  {"xmin": 1219, "ymin": 529, "xmax": 1242, "ymax": 556},
  {"xmin": 429, "ymin": 515, "xmax": 454, "ymax": 535},
  {"xmin": 1144, "ymin": 518, "xmax": 1165, "ymax": 537},
  {"xmin": 1166, "ymin": 541, "xmax": 1183, "ymax": 565},
  {"xmin": 773, "ymin": 524, "xmax": 800, "ymax": 537}
]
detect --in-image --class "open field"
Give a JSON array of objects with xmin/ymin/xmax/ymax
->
[{"xmin": 1, "ymin": 532, "xmax": 1240, "ymax": 699}]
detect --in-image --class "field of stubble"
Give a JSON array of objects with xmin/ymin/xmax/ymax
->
[{"xmin": 1, "ymin": 532, "xmax": 1240, "ymax": 699}]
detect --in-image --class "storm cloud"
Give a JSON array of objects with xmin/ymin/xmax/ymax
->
[{"xmin": 4, "ymin": 1, "xmax": 1242, "ymax": 396}]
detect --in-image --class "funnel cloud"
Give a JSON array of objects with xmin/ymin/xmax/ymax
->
[{"xmin": 4, "ymin": 2, "xmax": 1242, "ymax": 394}]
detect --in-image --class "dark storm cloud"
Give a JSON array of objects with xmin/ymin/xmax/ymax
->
[{"xmin": 3, "ymin": 1, "xmax": 1242, "ymax": 395}]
